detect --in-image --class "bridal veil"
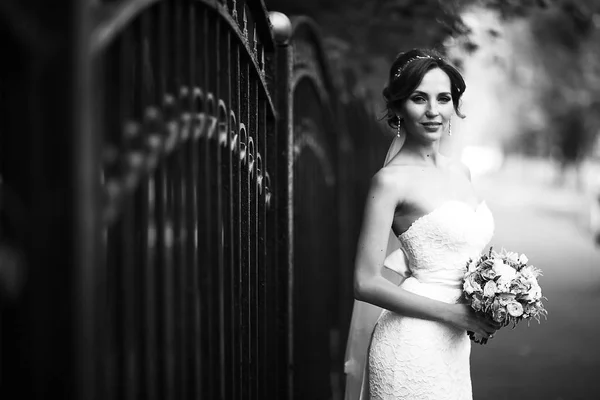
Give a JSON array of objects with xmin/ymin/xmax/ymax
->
[{"xmin": 343, "ymin": 132, "xmax": 410, "ymax": 400}]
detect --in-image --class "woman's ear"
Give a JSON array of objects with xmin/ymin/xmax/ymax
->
[{"xmin": 392, "ymin": 103, "xmax": 404, "ymax": 119}]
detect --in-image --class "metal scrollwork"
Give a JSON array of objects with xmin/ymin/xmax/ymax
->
[
  {"xmin": 193, "ymin": 87, "xmax": 206, "ymax": 141},
  {"xmin": 239, "ymin": 123, "xmax": 247, "ymax": 163},
  {"xmin": 162, "ymin": 93, "xmax": 180, "ymax": 152},
  {"xmin": 205, "ymin": 93, "xmax": 217, "ymax": 140},
  {"xmin": 143, "ymin": 106, "xmax": 166, "ymax": 172},
  {"xmin": 242, "ymin": 7, "xmax": 248, "ymax": 38},
  {"xmin": 122, "ymin": 121, "xmax": 146, "ymax": 192},
  {"xmin": 264, "ymin": 171, "xmax": 271, "ymax": 209},
  {"xmin": 230, "ymin": 111, "xmax": 238, "ymax": 153},
  {"xmin": 218, "ymin": 100, "xmax": 228, "ymax": 148},
  {"xmin": 247, "ymin": 136, "xmax": 255, "ymax": 178},
  {"xmin": 253, "ymin": 25, "xmax": 258, "ymax": 53},
  {"xmin": 231, "ymin": 0, "xmax": 238, "ymax": 22},
  {"xmin": 256, "ymin": 154, "xmax": 263, "ymax": 195},
  {"xmin": 179, "ymin": 86, "xmax": 192, "ymax": 142}
]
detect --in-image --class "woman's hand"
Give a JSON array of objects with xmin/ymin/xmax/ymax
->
[{"xmin": 444, "ymin": 303, "xmax": 502, "ymax": 339}]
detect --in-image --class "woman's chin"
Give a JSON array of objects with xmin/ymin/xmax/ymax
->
[
  {"xmin": 406, "ymin": 126, "xmax": 444, "ymax": 143},
  {"xmin": 421, "ymin": 129, "xmax": 443, "ymax": 141}
]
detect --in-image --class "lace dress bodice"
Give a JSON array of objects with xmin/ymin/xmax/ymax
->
[
  {"xmin": 367, "ymin": 200, "xmax": 495, "ymax": 400},
  {"xmin": 395, "ymin": 200, "xmax": 494, "ymax": 299}
]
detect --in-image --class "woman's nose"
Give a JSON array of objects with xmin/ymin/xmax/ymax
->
[{"xmin": 426, "ymin": 101, "xmax": 439, "ymax": 116}]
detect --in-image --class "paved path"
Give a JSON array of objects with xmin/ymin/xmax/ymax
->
[{"xmin": 470, "ymin": 167, "xmax": 600, "ymax": 400}]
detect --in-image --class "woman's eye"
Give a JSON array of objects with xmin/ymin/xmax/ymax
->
[
  {"xmin": 439, "ymin": 96, "xmax": 451, "ymax": 103},
  {"xmin": 411, "ymin": 96, "xmax": 426, "ymax": 103}
]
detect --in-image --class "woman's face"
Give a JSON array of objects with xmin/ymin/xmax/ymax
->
[{"xmin": 398, "ymin": 67, "xmax": 454, "ymax": 142}]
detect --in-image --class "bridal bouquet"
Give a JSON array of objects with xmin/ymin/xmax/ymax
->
[{"xmin": 462, "ymin": 247, "xmax": 547, "ymax": 344}]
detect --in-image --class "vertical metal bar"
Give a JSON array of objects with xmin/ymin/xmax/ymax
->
[
  {"xmin": 188, "ymin": 2, "xmax": 202, "ymax": 398},
  {"xmin": 184, "ymin": 119, "xmax": 198, "ymax": 400},
  {"xmin": 155, "ymin": 153, "xmax": 172, "ymax": 400},
  {"xmin": 208, "ymin": 10, "xmax": 219, "ymax": 400},
  {"xmin": 138, "ymin": 10, "xmax": 159, "ymax": 400},
  {"xmin": 275, "ymin": 40, "xmax": 294, "ymax": 400},
  {"xmin": 265, "ymin": 109, "xmax": 278, "ymax": 400},
  {"xmin": 218, "ymin": 23, "xmax": 234, "ymax": 400},
  {"xmin": 74, "ymin": 0, "xmax": 99, "ymax": 398},
  {"xmin": 120, "ymin": 26, "xmax": 140, "ymax": 400},
  {"xmin": 190, "ymin": 100, "xmax": 203, "ymax": 400},
  {"xmin": 168, "ymin": 138, "xmax": 182, "ymax": 400},
  {"xmin": 240, "ymin": 58, "xmax": 251, "ymax": 400},
  {"xmin": 249, "ymin": 72, "xmax": 259, "ymax": 400},
  {"xmin": 94, "ymin": 41, "xmax": 108, "ymax": 400},
  {"xmin": 143, "ymin": 174, "xmax": 159, "ymax": 400},
  {"xmin": 97, "ymin": 17, "xmax": 119, "ymax": 400},
  {"xmin": 150, "ymin": 7, "xmax": 166, "ymax": 400},
  {"xmin": 213, "ymin": 17, "xmax": 227, "ymax": 400},
  {"xmin": 195, "ymin": 6, "xmax": 207, "ymax": 399},
  {"xmin": 107, "ymin": 31, "xmax": 127, "ymax": 400},
  {"xmin": 198, "ymin": 6, "xmax": 215, "ymax": 400},
  {"xmin": 168, "ymin": 2, "xmax": 187, "ymax": 399},
  {"xmin": 257, "ymin": 98, "xmax": 268, "ymax": 400},
  {"xmin": 177, "ymin": 2, "xmax": 193, "ymax": 400},
  {"xmin": 230, "ymin": 37, "xmax": 242, "ymax": 400},
  {"xmin": 155, "ymin": 3, "xmax": 175, "ymax": 399},
  {"xmin": 121, "ymin": 139, "xmax": 138, "ymax": 400},
  {"xmin": 165, "ymin": 3, "xmax": 177, "ymax": 396},
  {"xmin": 105, "ymin": 223, "xmax": 121, "ymax": 400}
]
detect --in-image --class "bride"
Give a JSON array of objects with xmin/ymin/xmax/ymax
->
[{"xmin": 345, "ymin": 49, "xmax": 501, "ymax": 399}]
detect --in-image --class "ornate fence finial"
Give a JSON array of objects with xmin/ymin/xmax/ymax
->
[
  {"xmin": 232, "ymin": 0, "xmax": 238, "ymax": 22},
  {"xmin": 268, "ymin": 11, "xmax": 292, "ymax": 45},
  {"xmin": 242, "ymin": 7, "xmax": 248, "ymax": 37},
  {"xmin": 253, "ymin": 25, "xmax": 258, "ymax": 53}
]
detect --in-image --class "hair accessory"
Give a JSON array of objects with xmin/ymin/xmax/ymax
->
[{"xmin": 394, "ymin": 55, "xmax": 436, "ymax": 79}]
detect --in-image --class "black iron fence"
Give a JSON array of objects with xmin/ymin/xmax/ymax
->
[{"xmin": 0, "ymin": 1, "xmax": 390, "ymax": 399}]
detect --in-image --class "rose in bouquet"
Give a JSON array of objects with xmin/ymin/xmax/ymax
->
[{"xmin": 463, "ymin": 247, "xmax": 547, "ymax": 344}]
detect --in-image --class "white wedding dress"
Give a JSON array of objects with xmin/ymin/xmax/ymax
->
[
  {"xmin": 367, "ymin": 200, "xmax": 495, "ymax": 400},
  {"xmin": 343, "ymin": 134, "xmax": 496, "ymax": 400}
]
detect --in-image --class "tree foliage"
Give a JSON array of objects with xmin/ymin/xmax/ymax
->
[
  {"xmin": 267, "ymin": 0, "xmax": 472, "ymax": 99},
  {"xmin": 267, "ymin": 0, "xmax": 600, "ymax": 162},
  {"xmin": 510, "ymin": 0, "xmax": 600, "ymax": 162}
]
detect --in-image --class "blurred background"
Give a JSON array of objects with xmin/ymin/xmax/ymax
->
[
  {"xmin": 267, "ymin": 0, "xmax": 600, "ymax": 399},
  {"xmin": 1, "ymin": 0, "xmax": 599, "ymax": 399}
]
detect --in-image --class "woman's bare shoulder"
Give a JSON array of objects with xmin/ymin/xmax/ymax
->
[{"xmin": 370, "ymin": 165, "xmax": 413, "ymax": 197}]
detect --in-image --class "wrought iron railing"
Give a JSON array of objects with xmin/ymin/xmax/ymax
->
[
  {"xmin": 92, "ymin": 1, "xmax": 289, "ymax": 399},
  {"xmin": 288, "ymin": 18, "xmax": 392, "ymax": 399},
  {"xmin": 0, "ymin": 1, "xmax": 391, "ymax": 399}
]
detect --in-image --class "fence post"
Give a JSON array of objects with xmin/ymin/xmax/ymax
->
[
  {"xmin": 0, "ymin": 0, "xmax": 99, "ymax": 398},
  {"xmin": 269, "ymin": 11, "xmax": 294, "ymax": 400},
  {"xmin": 73, "ymin": 1, "xmax": 99, "ymax": 399}
]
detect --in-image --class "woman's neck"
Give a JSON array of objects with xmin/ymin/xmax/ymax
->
[{"xmin": 401, "ymin": 135, "xmax": 442, "ymax": 166}]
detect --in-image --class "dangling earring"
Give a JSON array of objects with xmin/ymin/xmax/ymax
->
[
  {"xmin": 448, "ymin": 119, "xmax": 452, "ymax": 136},
  {"xmin": 397, "ymin": 117, "xmax": 402, "ymax": 137}
]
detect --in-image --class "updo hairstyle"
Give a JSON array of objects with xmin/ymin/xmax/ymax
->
[{"xmin": 382, "ymin": 48, "xmax": 466, "ymax": 129}]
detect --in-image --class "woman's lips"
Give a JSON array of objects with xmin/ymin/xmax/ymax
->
[{"xmin": 421, "ymin": 122, "xmax": 442, "ymax": 131}]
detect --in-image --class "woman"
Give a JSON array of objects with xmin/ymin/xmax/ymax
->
[{"xmin": 345, "ymin": 49, "xmax": 501, "ymax": 399}]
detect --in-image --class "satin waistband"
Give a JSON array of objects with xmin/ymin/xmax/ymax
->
[{"xmin": 401, "ymin": 276, "xmax": 463, "ymax": 303}]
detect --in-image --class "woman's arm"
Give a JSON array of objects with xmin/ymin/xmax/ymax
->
[{"xmin": 353, "ymin": 170, "xmax": 498, "ymax": 337}]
